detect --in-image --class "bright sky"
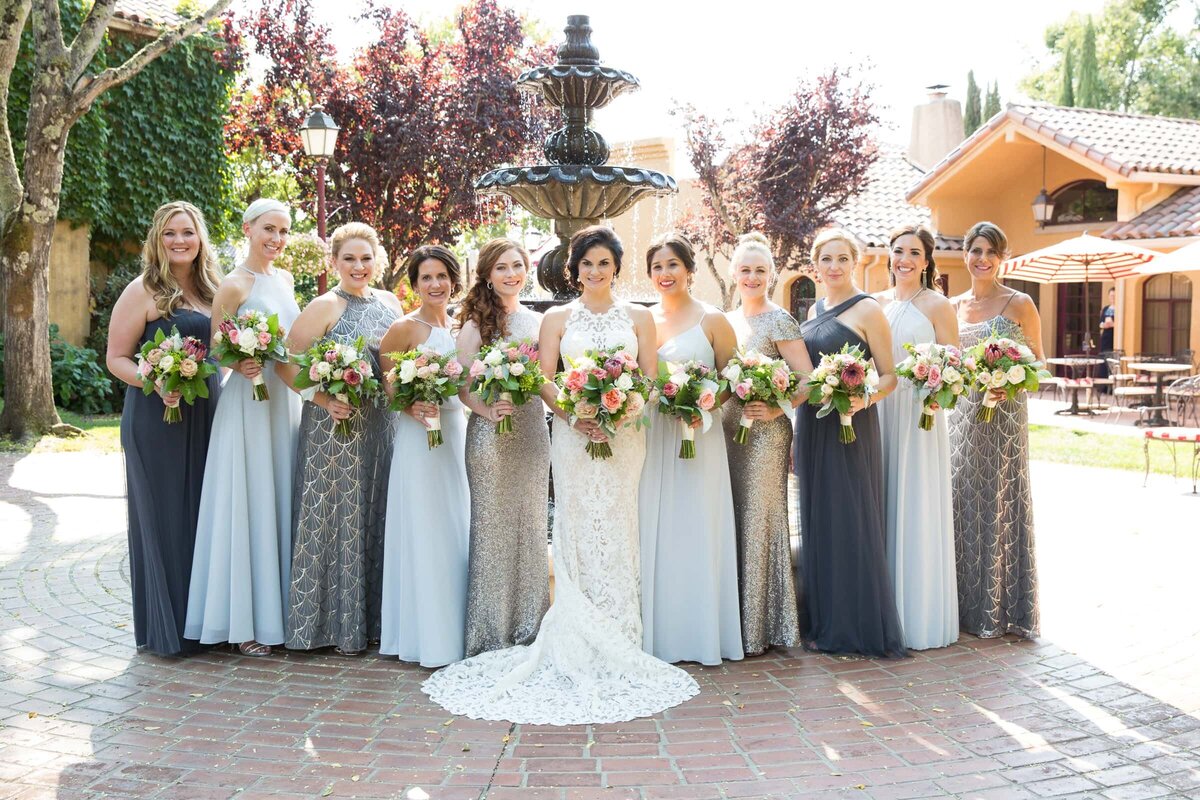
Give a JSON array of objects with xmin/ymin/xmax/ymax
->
[{"xmin": 304, "ymin": 0, "xmax": 1115, "ymax": 158}]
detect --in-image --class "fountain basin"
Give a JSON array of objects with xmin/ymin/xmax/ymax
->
[
  {"xmin": 517, "ymin": 64, "xmax": 640, "ymax": 109},
  {"xmin": 476, "ymin": 164, "xmax": 677, "ymax": 221}
]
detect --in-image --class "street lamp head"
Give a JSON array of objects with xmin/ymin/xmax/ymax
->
[
  {"xmin": 300, "ymin": 104, "xmax": 339, "ymax": 159},
  {"xmin": 1031, "ymin": 188, "xmax": 1055, "ymax": 227}
]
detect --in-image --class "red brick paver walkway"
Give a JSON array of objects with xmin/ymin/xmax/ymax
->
[{"xmin": 1, "ymin": 453, "xmax": 1198, "ymax": 800}]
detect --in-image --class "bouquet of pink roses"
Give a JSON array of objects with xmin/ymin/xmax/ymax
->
[
  {"xmin": 468, "ymin": 340, "xmax": 546, "ymax": 434},
  {"xmin": 292, "ymin": 336, "xmax": 381, "ymax": 437},
  {"xmin": 211, "ymin": 309, "xmax": 288, "ymax": 401},
  {"xmin": 967, "ymin": 335, "xmax": 1051, "ymax": 423},
  {"xmin": 653, "ymin": 359, "xmax": 726, "ymax": 459},
  {"xmin": 805, "ymin": 343, "xmax": 880, "ymax": 445},
  {"xmin": 387, "ymin": 347, "xmax": 466, "ymax": 448},
  {"xmin": 895, "ymin": 342, "xmax": 974, "ymax": 431},
  {"xmin": 555, "ymin": 346, "xmax": 652, "ymax": 460},
  {"xmin": 721, "ymin": 350, "xmax": 802, "ymax": 445},
  {"xmin": 135, "ymin": 326, "xmax": 218, "ymax": 423}
]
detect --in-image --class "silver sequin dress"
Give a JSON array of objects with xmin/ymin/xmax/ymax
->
[
  {"xmin": 286, "ymin": 288, "xmax": 399, "ymax": 652},
  {"xmin": 948, "ymin": 315, "xmax": 1039, "ymax": 639},
  {"xmin": 463, "ymin": 308, "xmax": 551, "ymax": 657},
  {"xmin": 721, "ymin": 307, "xmax": 802, "ymax": 654}
]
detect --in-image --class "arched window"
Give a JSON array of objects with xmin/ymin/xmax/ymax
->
[
  {"xmin": 1049, "ymin": 180, "xmax": 1118, "ymax": 225},
  {"xmin": 1142, "ymin": 273, "xmax": 1192, "ymax": 356},
  {"xmin": 790, "ymin": 276, "xmax": 816, "ymax": 321}
]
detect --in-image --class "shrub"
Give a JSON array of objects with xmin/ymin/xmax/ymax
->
[{"xmin": 0, "ymin": 325, "xmax": 116, "ymax": 415}]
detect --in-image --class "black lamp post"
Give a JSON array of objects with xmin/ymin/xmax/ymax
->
[{"xmin": 299, "ymin": 105, "xmax": 339, "ymax": 294}]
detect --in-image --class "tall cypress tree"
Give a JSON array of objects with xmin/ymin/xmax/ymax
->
[
  {"xmin": 1059, "ymin": 44, "xmax": 1076, "ymax": 106},
  {"xmin": 965, "ymin": 70, "xmax": 982, "ymax": 134},
  {"xmin": 1078, "ymin": 17, "xmax": 1100, "ymax": 108},
  {"xmin": 984, "ymin": 81, "xmax": 1001, "ymax": 118}
]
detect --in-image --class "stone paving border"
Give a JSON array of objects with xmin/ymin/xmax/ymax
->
[{"xmin": 1, "ymin": 453, "xmax": 1198, "ymax": 800}]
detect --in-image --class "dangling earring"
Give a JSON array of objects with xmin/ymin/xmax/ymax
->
[{"xmin": 487, "ymin": 281, "xmax": 494, "ymax": 291}]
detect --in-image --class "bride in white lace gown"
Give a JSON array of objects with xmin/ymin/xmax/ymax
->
[{"xmin": 423, "ymin": 226, "xmax": 699, "ymax": 725}]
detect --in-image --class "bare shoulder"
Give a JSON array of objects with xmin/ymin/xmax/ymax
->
[
  {"xmin": 915, "ymin": 288, "xmax": 953, "ymax": 314},
  {"xmin": 872, "ymin": 288, "xmax": 895, "ymax": 306},
  {"xmin": 701, "ymin": 303, "xmax": 734, "ymax": 332},
  {"xmin": 623, "ymin": 302, "xmax": 653, "ymax": 324},
  {"xmin": 372, "ymin": 287, "xmax": 404, "ymax": 314}
]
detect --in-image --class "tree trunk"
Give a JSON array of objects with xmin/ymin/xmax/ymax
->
[{"xmin": 0, "ymin": 75, "xmax": 71, "ymax": 439}]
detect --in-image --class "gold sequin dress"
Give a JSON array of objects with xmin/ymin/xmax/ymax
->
[
  {"xmin": 721, "ymin": 307, "xmax": 802, "ymax": 654},
  {"xmin": 463, "ymin": 308, "xmax": 551, "ymax": 657}
]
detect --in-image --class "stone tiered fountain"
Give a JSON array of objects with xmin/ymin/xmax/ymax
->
[{"xmin": 475, "ymin": 15, "xmax": 678, "ymax": 300}]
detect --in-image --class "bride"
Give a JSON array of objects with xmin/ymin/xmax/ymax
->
[{"xmin": 422, "ymin": 226, "xmax": 699, "ymax": 724}]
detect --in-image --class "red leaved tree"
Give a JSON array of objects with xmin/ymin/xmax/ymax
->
[{"xmin": 677, "ymin": 68, "xmax": 880, "ymax": 309}]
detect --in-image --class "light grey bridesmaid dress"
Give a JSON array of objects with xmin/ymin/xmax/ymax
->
[{"xmin": 185, "ymin": 266, "xmax": 301, "ymax": 646}]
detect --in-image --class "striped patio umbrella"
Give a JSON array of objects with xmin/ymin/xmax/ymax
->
[
  {"xmin": 1134, "ymin": 240, "xmax": 1200, "ymax": 275},
  {"xmin": 999, "ymin": 234, "xmax": 1159, "ymax": 351}
]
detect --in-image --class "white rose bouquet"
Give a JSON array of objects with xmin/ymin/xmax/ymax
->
[
  {"xmin": 211, "ymin": 309, "xmax": 288, "ymax": 401},
  {"xmin": 967, "ymin": 336, "xmax": 1051, "ymax": 423},
  {"xmin": 804, "ymin": 343, "xmax": 880, "ymax": 445},
  {"xmin": 555, "ymin": 346, "xmax": 652, "ymax": 460},
  {"xmin": 722, "ymin": 350, "xmax": 802, "ymax": 445},
  {"xmin": 292, "ymin": 336, "xmax": 381, "ymax": 436},
  {"xmin": 135, "ymin": 326, "xmax": 218, "ymax": 423},
  {"xmin": 386, "ymin": 346, "xmax": 466, "ymax": 448},
  {"xmin": 467, "ymin": 339, "xmax": 546, "ymax": 434},
  {"xmin": 653, "ymin": 359, "xmax": 726, "ymax": 459},
  {"xmin": 895, "ymin": 341, "xmax": 974, "ymax": 431}
]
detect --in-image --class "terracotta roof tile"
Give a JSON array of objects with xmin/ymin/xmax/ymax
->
[
  {"xmin": 1104, "ymin": 186, "xmax": 1200, "ymax": 241},
  {"xmin": 908, "ymin": 103, "xmax": 1200, "ymax": 200},
  {"xmin": 114, "ymin": 0, "xmax": 183, "ymax": 27},
  {"xmin": 836, "ymin": 147, "xmax": 960, "ymax": 251}
]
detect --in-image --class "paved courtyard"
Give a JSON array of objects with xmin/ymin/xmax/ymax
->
[{"xmin": 0, "ymin": 451, "xmax": 1198, "ymax": 800}]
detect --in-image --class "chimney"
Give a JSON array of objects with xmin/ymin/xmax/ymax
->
[{"xmin": 908, "ymin": 84, "xmax": 965, "ymax": 171}]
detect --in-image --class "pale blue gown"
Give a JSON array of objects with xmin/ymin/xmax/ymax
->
[
  {"xmin": 185, "ymin": 266, "xmax": 301, "ymax": 646},
  {"xmin": 877, "ymin": 294, "xmax": 958, "ymax": 650},
  {"xmin": 638, "ymin": 322, "xmax": 743, "ymax": 665},
  {"xmin": 379, "ymin": 321, "xmax": 470, "ymax": 667}
]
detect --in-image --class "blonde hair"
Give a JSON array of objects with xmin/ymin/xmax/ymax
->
[
  {"xmin": 243, "ymin": 198, "xmax": 290, "ymax": 225},
  {"xmin": 730, "ymin": 232, "xmax": 774, "ymax": 275},
  {"xmin": 141, "ymin": 201, "xmax": 223, "ymax": 318},
  {"xmin": 330, "ymin": 222, "xmax": 385, "ymax": 283},
  {"xmin": 810, "ymin": 227, "xmax": 862, "ymax": 265}
]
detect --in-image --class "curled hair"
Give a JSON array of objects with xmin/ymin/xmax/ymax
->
[
  {"xmin": 243, "ymin": 198, "xmax": 290, "ymax": 225},
  {"xmin": 567, "ymin": 225, "xmax": 623, "ymax": 288},
  {"xmin": 405, "ymin": 244, "xmax": 463, "ymax": 296},
  {"xmin": 888, "ymin": 224, "xmax": 940, "ymax": 290},
  {"xmin": 730, "ymin": 231, "xmax": 774, "ymax": 275},
  {"xmin": 141, "ymin": 201, "xmax": 223, "ymax": 319},
  {"xmin": 810, "ymin": 227, "xmax": 862, "ymax": 265},
  {"xmin": 329, "ymin": 222, "xmax": 385, "ymax": 283},
  {"xmin": 645, "ymin": 232, "xmax": 696, "ymax": 276},
  {"xmin": 456, "ymin": 238, "xmax": 530, "ymax": 344},
  {"xmin": 963, "ymin": 221, "xmax": 1010, "ymax": 260}
]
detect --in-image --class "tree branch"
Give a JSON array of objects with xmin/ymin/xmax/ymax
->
[
  {"xmin": 29, "ymin": 0, "xmax": 65, "ymax": 63},
  {"xmin": 69, "ymin": 0, "xmax": 233, "ymax": 118},
  {"xmin": 67, "ymin": 0, "xmax": 115, "ymax": 83},
  {"xmin": 0, "ymin": 0, "xmax": 30, "ymax": 232}
]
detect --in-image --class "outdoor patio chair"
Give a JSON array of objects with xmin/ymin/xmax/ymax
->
[
  {"xmin": 1143, "ymin": 427, "xmax": 1200, "ymax": 494},
  {"xmin": 1110, "ymin": 384, "xmax": 1161, "ymax": 424},
  {"xmin": 1166, "ymin": 375, "xmax": 1200, "ymax": 427}
]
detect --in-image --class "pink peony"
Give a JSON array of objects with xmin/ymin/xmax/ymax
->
[
  {"xmin": 591, "ymin": 368, "xmax": 607, "ymax": 381},
  {"xmin": 343, "ymin": 368, "xmax": 362, "ymax": 386},
  {"xmin": 618, "ymin": 350, "xmax": 637, "ymax": 365},
  {"xmin": 735, "ymin": 380, "xmax": 752, "ymax": 400},
  {"xmin": 575, "ymin": 399, "xmax": 598, "ymax": 419},
  {"xmin": 469, "ymin": 360, "xmax": 487, "ymax": 379},
  {"xmin": 138, "ymin": 360, "xmax": 153, "ymax": 378},
  {"xmin": 444, "ymin": 359, "xmax": 463, "ymax": 378},
  {"xmin": 697, "ymin": 388, "xmax": 716, "ymax": 410},
  {"xmin": 357, "ymin": 361, "xmax": 369, "ymax": 374},
  {"xmin": 565, "ymin": 369, "xmax": 587, "ymax": 392},
  {"xmin": 840, "ymin": 362, "xmax": 865, "ymax": 388},
  {"xmin": 601, "ymin": 388, "xmax": 624, "ymax": 413},
  {"xmin": 662, "ymin": 382, "xmax": 678, "ymax": 398}
]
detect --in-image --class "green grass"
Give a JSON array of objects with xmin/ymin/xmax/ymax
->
[
  {"xmin": 1029, "ymin": 424, "xmax": 1192, "ymax": 477},
  {"xmin": 0, "ymin": 400, "xmax": 121, "ymax": 455}
]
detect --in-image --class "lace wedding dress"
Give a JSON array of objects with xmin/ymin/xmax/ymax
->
[{"xmin": 422, "ymin": 303, "xmax": 699, "ymax": 725}]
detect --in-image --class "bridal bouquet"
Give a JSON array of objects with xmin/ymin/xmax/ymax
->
[
  {"xmin": 805, "ymin": 343, "xmax": 880, "ymax": 445},
  {"xmin": 895, "ymin": 342, "xmax": 973, "ymax": 430},
  {"xmin": 387, "ymin": 347, "xmax": 466, "ymax": 448},
  {"xmin": 468, "ymin": 340, "xmax": 546, "ymax": 434},
  {"xmin": 292, "ymin": 336, "xmax": 381, "ymax": 437},
  {"xmin": 967, "ymin": 335, "xmax": 1051, "ymax": 423},
  {"xmin": 653, "ymin": 360, "xmax": 726, "ymax": 459},
  {"xmin": 211, "ymin": 309, "xmax": 288, "ymax": 401},
  {"xmin": 722, "ymin": 351, "xmax": 802, "ymax": 445},
  {"xmin": 135, "ymin": 326, "xmax": 218, "ymax": 423},
  {"xmin": 555, "ymin": 346, "xmax": 652, "ymax": 460}
]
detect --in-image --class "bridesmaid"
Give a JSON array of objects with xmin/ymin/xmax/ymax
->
[
  {"xmin": 794, "ymin": 228, "xmax": 906, "ymax": 658},
  {"xmin": 105, "ymin": 201, "xmax": 223, "ymax": 657},
  {"xmin": 456, "ymin": 239, "xmax": 550, "ymax": 657},
  {"xmin": 873, "ymin": 224, "xmax": 959, "ymax": 650},
  {"xmin": 280, "ymin": 222, "xmax": 403, "ymax": 655},
  {"xmin": 949, "ymin": 221, "xmax": 1044, "ymax": 639},
  {"xmin": 722, "ymin": 232, "xmax": 811, "ymax": 656},
  {"xmin": 379, "ymin": 246, "xmax": 471, "ymax": 667},
  {"xmin": 638, "ymin": 232, "xmax": 743, "ymax": 665},
  {"xmin": 185, "ymin": 199, "xmax": 302, "ymax": 656}
]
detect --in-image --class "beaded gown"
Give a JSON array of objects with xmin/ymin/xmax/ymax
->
[
  {"xmin": 949, "ymin": 314, "xmax": 1039, "ymax": 639},
  {"xmin": 877, "ymin": 294, "xmax": 958, "ymax": 650},
  {"xmin": 423, "ymin": 303, "xmax": 698, "ymax": 724},
  {"xmin": 380, "ymin": 321, "xmax": 470, "ymax": 667},
  {"xmin": 286, "ymin": 289, "xmax": 399, "ymax": 652},
  {"xmin": 722, "ymin": 307, "xmax": 802, "ymax": 654},
  {"xmin": 639, "ymin": 322, "xmax": 743, "ymax": 664},
  {"xmin": 121, "ymin": 310, "xmax": 220, "ymax": 656},
  {"xmin": 186, "ymin": 267, "xmax": 301, "ymax": 646},
  {"xmin": 463, "ymin": 308, "xmax": 550, "ymax": 657},
  {"xmin": 794, "ymin": 295, "xmax": 906, "ymax": 658}
]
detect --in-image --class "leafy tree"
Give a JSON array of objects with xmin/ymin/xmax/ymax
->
[
  {"xmin": 1079, "ymin": 17, "xmax": 1100, "ymax": 107},
  {"xmin": 676, "ymin": 68, "xmax": 879, "ymax": 310},
  {"xmin": 1059, "ymin": 43, "xmax": 1076, "ymax": 106},
  {"xmin": 984, "ymin": 81, "xmax": 1001, "ymax": 119},
  {"xmin": 964, "ymin": 70, "xmax": 982, "ymax": 135},
  {"xmin": 0, "ymin": 0, "xmax": 232, "ymax": 439}
]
